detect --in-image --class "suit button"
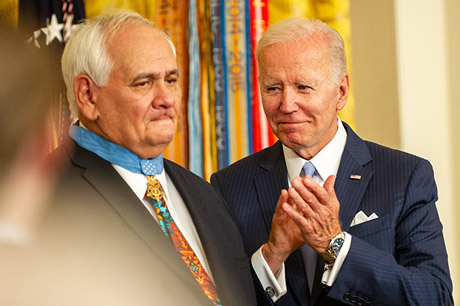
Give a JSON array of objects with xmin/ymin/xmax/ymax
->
[
  {"xmin": 343, "ymin": 293, "xmax": 351, "ymax": 301},
  {"xmin": 351, "ymin": 295, "xmax": 357, "ymax": 303},
  {"xmin": 357, "ymin": 298, "xmax": 365, "ymax": 306},
  {"xmin": 265, "ymin": 286, "xmax": 275, "ymax": 297}
]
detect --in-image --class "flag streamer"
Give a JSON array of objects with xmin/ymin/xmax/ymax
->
[
  {"xmin": 187, "ymin": 0, "xmax": 204, "ymax": 177},
  {"xmin": 224, "ymin": 0, "xmax": 250, "ymax": 164},
  {"xmin": 210, "ymin": 0, "xmax": 229, "ymax": 170}
]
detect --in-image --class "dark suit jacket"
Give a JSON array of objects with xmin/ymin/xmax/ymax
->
[
  {"xmin": 211, "ymin": 122, "xmax": 453, "ymax": 306},
  {"xmin": 0, "ymin": 143, "xmax": 256, "ymax": 306}
]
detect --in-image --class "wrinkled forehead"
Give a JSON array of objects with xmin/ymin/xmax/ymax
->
[
  {"xmin": 108, "ymin": 25, "xmax": 175, "ymax": 63},
  {"xmin": 259, "ymin": 38, "xmax": 330, "ymax": 68},
  {"xmin": 109, "ymin": 22, "xmax": 176, "ymax": 57},
  {"xmin": 106, "ymin": 25, "xmax": 178, "ymax": 80},
  {"xmin": 260, "ymin": 34, "xmax": 328, "ymax": 57}
]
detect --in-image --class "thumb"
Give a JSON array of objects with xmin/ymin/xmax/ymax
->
[
  {"xmin": 324, "ymin": 175, "xmax": 336, "ymax": 195},
  {"xmin": 274, "ymin": 189, "xmax": 289, "ymax": 218}
]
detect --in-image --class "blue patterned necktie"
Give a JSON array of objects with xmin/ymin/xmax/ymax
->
[
  {"xmin": 300, "ymin": 161, "xmax": 317, "ymax": 294},
  {"xmin": 141, "ymin": 164, "xmax": 222, "ymax": 306}
]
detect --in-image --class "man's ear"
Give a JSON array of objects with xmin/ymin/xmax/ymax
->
[
  {"xmin": 336, "ymin": 74, "xmax": 349, "ymax": 111},
  {"xmin": 73, "ymin": 74, "xmax": 99, "ymax": 121}
]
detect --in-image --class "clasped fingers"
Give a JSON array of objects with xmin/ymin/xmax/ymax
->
[{"xmin": 283, "ymin": 175, "xmax": 342, "ymax": 252}]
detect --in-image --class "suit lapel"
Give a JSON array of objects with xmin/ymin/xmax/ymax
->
[
  {"xmin": 335, "ymin": 123, "xmax": 373, "ymax": 232},
  {"xmin": 162, "ymin": 160, "xmax": 218, "ymax": 264},
  {"xmin": 163, "ymin": 160, "xmax": 234, "ymax": 275},
  {"xmin": 254, "ymin": 142, "xmax": 289, "ymax": 232},
  {"xmin": 335, "ymin": 152, "xmax": 373, "ymax": 231},
  {"xmin": 69, "ymin": 145, "xmax": 200, "ymax": 289}
]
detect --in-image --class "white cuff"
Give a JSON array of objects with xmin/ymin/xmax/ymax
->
[
  {"xmin": 321, "ymin": 232, "xmax": 352, "ymax": 286},
  {"xmin": 251, "ymin": 245, "xmax": 287, "ymax": 302}
]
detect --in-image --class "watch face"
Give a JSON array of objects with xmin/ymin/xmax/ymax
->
[
  {"xmin": 331, "ymin": 238, "xmax": 344, "ymax": 253},
  {"xmin": 320, "ymin": 234, "xmax": 345, "ymax": 263}
]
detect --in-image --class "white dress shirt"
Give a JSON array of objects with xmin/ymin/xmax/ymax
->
[
  {"xmin": 112, "ymin": 165, "xmax": 215, "ymax": 282},
  {"xmin": 251, "ymin": 117, "xmax": 352, "ymax": 301}
]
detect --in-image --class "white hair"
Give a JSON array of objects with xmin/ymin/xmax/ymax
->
[
  {"xmin": 256, "ymin": 17, "xmax": 347, "ymax": 85},
  {"xmin": 61, "ymin": 11, "xmax": 176, "ymax": 119}
]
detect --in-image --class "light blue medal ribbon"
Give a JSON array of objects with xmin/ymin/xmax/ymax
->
[{"xmin": 70, "ymin": 125, "xmax": 163, "ymax": 175}]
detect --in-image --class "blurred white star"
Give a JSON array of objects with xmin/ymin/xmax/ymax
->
[
  {"xmin": 27, "ymin": 29, "xmax": 43, "ymax": 48},
  {"xmin": 41, "ymin": 14, "xmax": 64, "ymax": 46}
]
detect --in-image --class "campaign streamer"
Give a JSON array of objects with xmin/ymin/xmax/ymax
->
[
  {"xmin": 225, "ymin": 0, "xmax": 249, "ymax": 164},
  {"xmin": 250, "ymin": 0, "xmax": 275, "ymax": 153},
  {"xmin": 210, "ymin": 0, "xmax": 229, "ymax": 169},
  {"xmin": 198, "ymin": 0, "xmax": 216, "ymax": 180},
  {"xmin": 188, "ymin": 0, "xmax": 204, "ymax": 176}
]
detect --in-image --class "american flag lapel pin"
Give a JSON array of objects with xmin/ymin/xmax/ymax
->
[{"xmin": 350, "ymin": 174, "xmax": 362, "ymax": 180}]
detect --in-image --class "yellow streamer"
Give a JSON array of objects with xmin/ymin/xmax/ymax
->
[
  {"xmin": 312, "ymin": 0, "xmax": 354, "ymax": 128},
  {"xmin": 268, "ymin": 0, "xmax": 312, "ymax": 25},
  {"xmin": 225, "ymin": 0, "xmax": 249, "ymax": 164},
  {"xmin": 198, "ymin": 0, "xmax": 218, "ymax": 180},
  {"xmin": 84, "ymin": 0, "xmax": 156, "ymax": 19},
  {"xmin": 0, "ymin": 0, "xmax": 18, "ymax": 27}
]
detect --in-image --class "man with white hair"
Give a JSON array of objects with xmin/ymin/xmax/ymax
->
[
  {"xmin": 3, "ymin": 11, "xmax": 256, "ymax": 306},
  {"xmin": 212, "ymin": 17, "xmax": 453, "ymax": 305}
]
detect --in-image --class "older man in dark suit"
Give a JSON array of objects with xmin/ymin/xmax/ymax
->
[
  {"xmin": 1, "ymin": 11, "xmax": 256, "ymax": 306},
  {"xmin": 211, "ymin": 17, "xmax": 453, "ymax": 306}
]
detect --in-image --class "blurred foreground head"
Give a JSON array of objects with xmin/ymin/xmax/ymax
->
[
  {"xmin": 0, "ymin": 23, "xmax": 66, "ymax": 245},
  {"xmin": 0, "ymin": 23, "xmax": 60, "ymax": 172}
]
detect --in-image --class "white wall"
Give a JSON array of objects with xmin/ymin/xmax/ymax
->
[
  {"xmin": 350, "ymin": 0, "xmax": 458, "ymax": 302},
  {"xmin": 393, "ymin": 1, "xmax": 457, "ymax": 299}
]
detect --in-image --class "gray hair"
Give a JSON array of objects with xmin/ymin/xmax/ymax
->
[
  {"xmin": 256, "ymin": 17, "xmax": 347, "ymax": 85},
  {"xmin": 61, "ymin": 11, "xmax": 176, "ymax": 119}
]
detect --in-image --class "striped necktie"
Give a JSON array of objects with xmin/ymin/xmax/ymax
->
[{"xmin": 145, "ymin": 175, "xmax": 222, "ymax": 306}]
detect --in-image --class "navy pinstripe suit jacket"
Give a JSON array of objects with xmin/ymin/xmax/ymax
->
[{"xmin": 211, "ymin": 122, "xmax": 453, "ymax": 306}]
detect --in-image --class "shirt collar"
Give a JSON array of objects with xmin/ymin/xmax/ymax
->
[
  {"xmin": 70, "ymin": 125, "xmax": 164, "ymax": 175},
  {"xmin": 283, "ymin": 116, "xmax": 347, "ymax": 185}
]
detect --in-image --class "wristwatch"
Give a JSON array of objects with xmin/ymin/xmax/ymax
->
[{"xmin": 319, "ymin": 232, "xmax": 345, "ymax": 264}]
